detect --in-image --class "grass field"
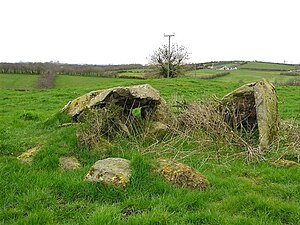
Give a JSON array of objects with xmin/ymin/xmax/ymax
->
[
  {"xmin": 186, "ymin": 69, "xmax": 298, "ymax": 84},
  {"xmin": 185, "ymin": 69, "xmax": 219, "ymax": 77},
  {"xmin": 239, "ymin": 62, "xmax": 295, "ymax": 70},
  {"xmin": 0, "ymin": 72, "xmax": 300, "ymax": 224},
  {"xmin": 0, "ymin": 74, "xmax": 39, "ymax": 90}
]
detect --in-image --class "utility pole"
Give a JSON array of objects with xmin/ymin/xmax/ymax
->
[{"xmin": 164, "ymin": 33, "xmax": 175, "ymax": 78}]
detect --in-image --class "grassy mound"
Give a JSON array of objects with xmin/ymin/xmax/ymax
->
[{"xmin": 0, "ymin": 76, "xmax": 300, "ymax": 224}]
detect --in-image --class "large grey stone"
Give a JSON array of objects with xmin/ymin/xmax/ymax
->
[
  {"xmin": 253, "ymin": 80, "xmax": 279, "ymax": 149},
  {"xmin": 85, "ymin": 158, "xmax": 131, "ymax": 188},
  {"xmin": 221, "ymin": 79, "xmax": 279, "ymax": 149},
  {"xmin": 62, "ymin": 84, "xmax": 171, "ymax": 123}
]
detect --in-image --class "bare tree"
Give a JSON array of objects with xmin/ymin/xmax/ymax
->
[{"xmin": 148, "ymin": 44, "xmax": 190, "ymax": 78}]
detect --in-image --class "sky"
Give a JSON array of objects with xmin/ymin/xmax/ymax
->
[{"xmin": 0, "ymin": 0, "xmax": 299, "ymax": 65}]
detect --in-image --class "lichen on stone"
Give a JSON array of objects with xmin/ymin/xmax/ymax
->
[{"xmin": 17, "ymin": 146, "xmax": 41, "ymax": 164}]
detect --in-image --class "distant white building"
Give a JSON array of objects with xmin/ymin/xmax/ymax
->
[{"xmin": 215, "ymin": 65, "xmax": 238, "ymax": 70}]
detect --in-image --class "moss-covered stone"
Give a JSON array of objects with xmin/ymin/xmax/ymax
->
[{"xmin": 155, "ymin": 158, "xmax": 209, "ymax": 190}]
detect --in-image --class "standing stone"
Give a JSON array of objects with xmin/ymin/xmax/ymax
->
[
  {"xmin": 221, "ymin": 82, "xmax": 257, "ymax": 130},
  {"xmin": 85, "ymin": 158, "xmax": 131, "ymax": 188},
  {"xmin": 253, "ymin": 80, "xmax": 279, "ymax": 149},
  {"xmin": 221, "ymin": 79, "xmax": 279, "ymax": 149}
]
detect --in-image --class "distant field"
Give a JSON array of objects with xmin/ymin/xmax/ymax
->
[
  {"xmin": 239, "ymin": 62, "xmax": 295, "ymax": 70},
  {"xmin": 0, "ymin": 74, "xmax": 38, "ymax": 90},
  {"xmin": 54, "ymin": 75, "xmax": 142, "ymax": 90},
  {"xmin": 210, "ymin": 70, "xmax": 294, "ymax": 83},
  {"xmin": 185, "ymin": 69, "xmax": 219, "ymax": 77},
  {"xmin": 185, "ymin": 69, "xmax": 299, "ymax": 84},
  {"xmin": 117, "ymin": 69, "xmax": 145, "ymax": 78}
]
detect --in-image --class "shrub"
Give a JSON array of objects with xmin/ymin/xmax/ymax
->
[
  {"xmin": 280, "ymin": 72, "xmax": 300, "ymax": 76},
  {"xmin": 199, "ymin": 72, "xmax": 230, "ymax": 80},
  {"xmin": 176, "ymin": 101, "xmax": 261, "ymax": 161},
  {"xmin": 284, "ymin": 78, "xmax": 300, "ymax": 86},
  {"xmin": 117, "ymin": 75, "xmax": 146, "ymax": 80},
  {"xmin": 76, "ymin": 104, "xmax": 129, "ymax": 149},
  {"xmin": 177, "ymin": 101, "xmax": 227, "ymax": 133}
]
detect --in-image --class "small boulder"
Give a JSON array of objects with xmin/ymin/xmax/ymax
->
[
  {"xmin": 59, "ymin": 156, "xmax": 81, "ymax": 171},
  {"xmin": 17, "ymin": 146, "xmax": 41, "ymax": 164},
  {"xmin": 155, "ymin": 158, "xmax": 209, "ymax": 190},
  {"xmin": 85, "ymin": 158, "xmax": 131, "ymax": 188}
]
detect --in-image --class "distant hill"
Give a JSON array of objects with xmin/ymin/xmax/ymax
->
[
  {"xmin": 239, "ymin": 61, "xmax": 295, "ymax": 71},
  {"xmin": 193, "ymin": 61, "xmax": 298, "ymax": 71}
]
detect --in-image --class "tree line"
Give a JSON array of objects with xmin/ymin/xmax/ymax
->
[{"xmin": 0, "ymin": 62, "xmax": 144, "ymax": 77}]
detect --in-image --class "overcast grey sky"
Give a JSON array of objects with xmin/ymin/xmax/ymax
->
[{"xmin": 0, "ymin": 0, "xmax": 299, "ymax": 65}]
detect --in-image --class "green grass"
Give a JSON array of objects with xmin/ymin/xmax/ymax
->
[
  {"xmin": 239, "ymin": 62, "xmax": 295, "ymax": 70},
  {"xmin": 216, "ymin": 70, "xmax": 297, "ymax": 84},
  {"xmin": 0, "ymin": 74, "xmax": 39, "ymax": 90},
  {"xmin": 54, "ymin": 75, "xmax": 143, "ymax": 90},
  {"xmin": 0, "ymin": 74, "xmax": 300, "ymax": 224}
]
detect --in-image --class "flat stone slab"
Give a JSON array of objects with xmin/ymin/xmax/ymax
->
[
  {"xmin": 85, "ymin": 157, "xmax": 131, "ymax": 188},
  {"xmin": 17, "ymin": 146, "xmax": 41, "ymax": 164}
]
